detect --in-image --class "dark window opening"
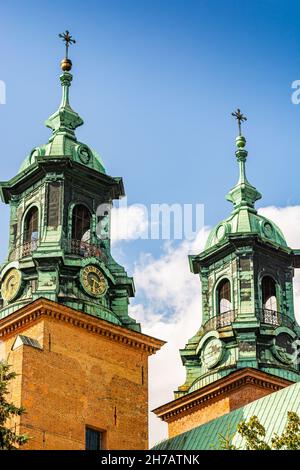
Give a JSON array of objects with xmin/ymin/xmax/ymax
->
[
  {"xmin": 262, "ymin": 276, "xmax": 277, "ymax": 311},
  {"xmin": 217, "ymin": 278, "xmax": 232, "ymax": 314},
  {"xmin": 72, "ymin": 204, "xmax": 91, "ymax": 243},
  {"xmin": 24, "ymin": 207, "xmax": 39, "ymax": 243},
  {"xmin": 85, "ymin": 427, "xmax": 103, "ymax": 450}
]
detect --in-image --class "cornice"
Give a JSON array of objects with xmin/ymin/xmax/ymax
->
[
  {"xmin": 191, "ymin": 235, "xmax": 293, "ymax": 273},
  {"xmin": 153, "ymin": 368, "xmax": 293, "ymax": 422},
  {"xmin": 0, "ymin": 298, "xmax": 165, "ymax": 355}
]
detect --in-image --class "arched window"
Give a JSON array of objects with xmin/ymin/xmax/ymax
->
[
  {"xmin": 24, "ymin": 207, "xmax": 39, "ymax": 243},
  {"xmin": 72, "ymin": 205, "xmax": 91, "ymax": 243},
  {"xmin": 217, "ymin": 278, "xmax": 232, "ymax": 314},
  {"xmin": 262, "ymin": 276, "xmax": 277, "ymax": 311}
]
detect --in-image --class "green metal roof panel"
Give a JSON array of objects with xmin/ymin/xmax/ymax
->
[
  {"xmin": 153, "ymin": 382, "xmax": 300, "ymax": 450},
  {"xmin": 204, "ymin": 212, "xmax": 288, "ymax": 252}
]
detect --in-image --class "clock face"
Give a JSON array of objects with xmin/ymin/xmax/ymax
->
[
  {"xmin": 202, "ymin": 337, "xmax": 224, "ymax": 369},
  {"xmin": 1, "ymin": 268, "xmax": 22, "ymax": 302},
  {"xmin": 81, "ymin": 265, "xmax": 107, "ymax": 297},
  {"xmin": 272, "ymin": 333, "xmax": 295, "ymax": 365}
]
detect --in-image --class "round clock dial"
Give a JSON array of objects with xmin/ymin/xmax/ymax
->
[
  {"xmin": 272, "ymin": 333, "xmax": 295, "ymax": 365},
  {"xmin": 1, "ymin": 268, "xmax": 22, "ymax": 302},
  {"xmin": 202, "ymin": 337, "xmax": 224, "ymax": 369},
  {"xmin": 81, "ymin": 265, "xmax": 107, "ymax": 297}
]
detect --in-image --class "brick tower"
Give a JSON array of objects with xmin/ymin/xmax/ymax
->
[{"xmin": 0, "ymin": 33, "xmax": 164, "ymax": 450}]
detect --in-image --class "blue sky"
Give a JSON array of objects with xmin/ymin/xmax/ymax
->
[
  {"xmin": 1, "ymin": 0, "xmax": 300, "ymax": 266},
  {"xmin": 2, "ymin": 0, "xmax": 300, "ymax": 446},
  {"xmin": 1, "ymin": 1, "xmax": 300, "ymax": 266}
]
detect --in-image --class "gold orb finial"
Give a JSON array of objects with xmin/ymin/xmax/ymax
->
[{"xmin": 61, "ymin": 58, "xmax": 73, "ymax": 72}]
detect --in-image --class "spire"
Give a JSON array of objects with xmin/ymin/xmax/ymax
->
[
  {"xmin": 226, "ymin": 109, "xmax": 261, "ymax": 212},
  {"xmin": 45, "ymin": 31, "xmax": 83, "ymax": 143}
]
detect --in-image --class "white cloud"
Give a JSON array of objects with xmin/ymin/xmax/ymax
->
[
  {"xmin": 258, "ymin": 206, "xmax": 300, "ymax": 249},
  {"xmin": 110, "ymin": 205, "xmax": 148, "ymax": 244},
  {"xmin": 112, "ymin": 205, "xmax": 300, "ymax": 447},
  {"xmin": 130, "ymin": 228, "xmax": 210, "ymax": 447}
]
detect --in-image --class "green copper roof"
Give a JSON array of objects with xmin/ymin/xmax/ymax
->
[
  {"xmin": 19, "ymin": 71, "xmax": 106, "ymax": 175},
  {"xmin": 153, "ymin": 380, "xmax": 300, "ymax": 450},
  {"xmin": 205, "ymin": 209, "xmax": 288, "ymax": 250},
  {"xmin": 205, "ymin": 135, "xmax": 287, "ymax": 250}
]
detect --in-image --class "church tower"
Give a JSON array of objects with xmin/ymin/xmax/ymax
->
[
  {"xmin": 0, "ymin": 33, "xmax": 164, "ymax": 450},
  {"xmin": 154, "ymin": 110, "xmax": 300, "ymax": 438}
]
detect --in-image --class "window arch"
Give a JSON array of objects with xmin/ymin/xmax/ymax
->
[
  {"xmin": 262, "ymin": 276, "xmax": 277, "ymax": 311},
  {"xmin": 24, "ymin": 206, "xmax": 39, "ymax": 243},
  {"xmin": 72, "ymin": 204, "xmax": 91, "ymax": 243},
  {"xmin": 216, "ymin": 278, "xmax": 232, "ymax": 314}
]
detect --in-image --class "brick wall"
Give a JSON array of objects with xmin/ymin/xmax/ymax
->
[
  {"xmin": 3, "ymin": 315, "xmax": 150, "ymax": 450},
  {"xmin": 168, "ymin": 383, "xmax": 280, "ymax": 438}
]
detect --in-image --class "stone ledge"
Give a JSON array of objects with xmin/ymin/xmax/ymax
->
[
  {"xmin": 153, "ymin": 367, "xmax": 293, "ymax": 422},
  {"xmin": 0, "ymin": 297, "xmax": 165, "ymax": 355}
]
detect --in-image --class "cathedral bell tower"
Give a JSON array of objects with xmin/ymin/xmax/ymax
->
[
  {"xmin": 0, "ymin": 32, "xmax": 138, "ymax": 331},
  {"xmin": 0, "ymin": 33, "xmax": 164, "ymax": 450},
  {"xmin": 154, "ymin": 110, "xmax": 300, "ymax": 438}
]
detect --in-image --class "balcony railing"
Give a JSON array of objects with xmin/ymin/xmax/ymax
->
[
  {"xmin": 259, "ymin": 308, "xmax": 295, "ymax": 330},
  {"xmin": 8, "ymin": 240, "xmax": 39, "ymax": 261},
  {"xmin": 203, "ymin": 310, "xmax": 236, "ymax": 333},
  {"xmin": 8, "ymin": 238, "xmax": 107, "ymax": 263},
  {"xmin": 63, "ymin": 239, "xmax": 107, "ymax": 263},
  {"xmin": 202, "ymin": 308, "xmax": 295, "ymax": 334},
  {"xmin": 259, "ymin": 308, "xmax": 280, "ymax": 326}
]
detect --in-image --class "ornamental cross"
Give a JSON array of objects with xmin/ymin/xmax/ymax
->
[
  {"xmin": 231, "ymin": 108, "xmax": 247, "ymax": 136},
  {"xmin": 59, "ymin": 30, "xmax": 76, "ymax": 59}
]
